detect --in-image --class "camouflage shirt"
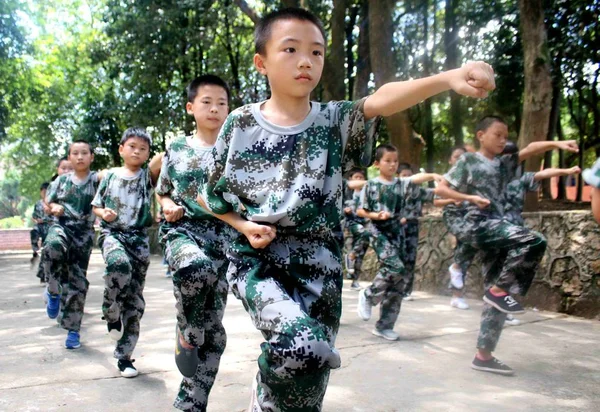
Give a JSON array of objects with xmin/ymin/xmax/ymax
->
[
  {"xmin": 156, "ymin": 135, "xmax": 216, "ymax": 221},
  {"xmin": 503, "ymin": 172, "xmax": 539, "ymax": 225},
  {"xmin": 444, "ymin": 152, "xmax": 520, "ymax": 218},
  {"xmin": 359, "ymin": 177, "xmax": 415, "ymax": 227},
  {"xmin": 199, "ymin": 98, "xmax": 379, "ymax": 233},
  {"xmin": 45, "ymin": 171, "xmax": 99, "ymax": 225},
  {"xmin": 403, "ymin": 185, "xmax": 435, "ymax": 221},
  {"xmin": 32, "ymin": 200, "xmax": 53, "ymax": 224},
  {"xmin": 583, "ymin": 157, "xmax": 600, "ymax": 188},
  {"xmin": 342, "ymin": 181, "xmax": 366, "ymax": 225},
  {"xmin": 91, "ymin": 168, "xmax": 154, "ymax": 230}
]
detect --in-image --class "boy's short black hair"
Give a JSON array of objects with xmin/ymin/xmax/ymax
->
[
  {"xmin": 40, "ymin": 182, "xmax": 50, "ymax": 191},
  {"xmin": 69, "ymin": 140, "xmax": 93, "ymax": 154},
  {"xmin": 56, "ymin": 157, "xmax": 69, "ymax": 167},
  {"xmin": 475, "ymin": 116, "xmax": 506, "ymax": 134},
  {"xmin": 375, "ymin": 144, "xmax": 398, "ymax": 162},
  {"xmin": 120, "ymin": 127, "xmax": 152, "ymax": 146},
  {"xmin": 502, "ymin": 141, "xmax": 519, "ymax": 155},
  {"xmin": 346, "ymin": 167, "xmax": 366, "ymax": 179},
  {"xmin": 255, "ymin": 7, "xmax": 327, "ymax": 55},
  {"xmin": 186, "ymin": 75, "xmax": 231, "ymax": 103},
  {"xmin": 397, "ymin": 163, "xmax": 412, "ymax": 174}
]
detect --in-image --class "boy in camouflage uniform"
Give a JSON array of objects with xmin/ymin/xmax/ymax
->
[
  {"xmin": 155, "ymin": 75, "xmax": 234, "ymax": 412},
  {"xmin": 43, "ymin": 141, "xmax": 102, "ymax": 350},
  {"xmin": 198, "ymin": 8, "xmax": 495, "ymax": 410},
  {"xmin": 437, "ymin": 116, "xmax": 579, "ymax": 374},
  {"xmin": 31, "ymin": 182, "xmax": 51, "ymax": 279},
  {"xmin": 342, "ymin": 168, "xmax": 368, "ymax": 290},
  {"xmin": 92, "ymin": 127, "xmax": 156, "ymax": 378},
  {"xmin": 356, "ymin": 145, "xmax": 441, "ymax": 341}
]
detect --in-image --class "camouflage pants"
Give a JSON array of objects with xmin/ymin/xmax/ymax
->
[
  {"xmin": 477, "ymin": 250, "xmax": 509, "ymax": 351},
  {"xmin": 43, "ymin": 221, "xmax": 94, "ymax": 332},
  {"xmin": 99, "ymin": 229, "xmax": 149, "ymax": 360},
  {"xmin": 402, "ymin": 220, "xmax": 419, "ymax": 296},
  {"xmin": 160, "ymin": 219, "xmax": 230, "ymax": 412},
  {"xmin": 343, "ymin": 222, "xmax": 370, "ymax": 281},
  {"xmin": 364, "ymin": 222, "xmax": 407, "ymax": 331},
  {"xmin": 31, "ymin": 223, "xmax": 49, "ymax": 252},
  {"xmin": 227, "ymin": 230, "xmax": 343, "ymax": 412}
]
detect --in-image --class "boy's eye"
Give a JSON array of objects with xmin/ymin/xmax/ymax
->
[
  {"xmin": 313, "ymin": 50, "xmax": 323, "ymax": 56},
  {"xmin": 284, "ymin": 47, "xmax": 296, "ymax": 53}
]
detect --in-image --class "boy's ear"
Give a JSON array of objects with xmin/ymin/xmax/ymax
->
[
  {"xmin": 185, "ymin": 101, "xmax": 194, "ymax": 115},
  {"xmin": 475, "ymin": 130, "xmax": 484, "ymax": 141},
  {"xmin": 254, "ymin": 53, "xmax": 268, "ymax": 75}
]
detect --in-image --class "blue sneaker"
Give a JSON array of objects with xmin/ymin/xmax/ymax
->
[
  {"xmin": 46, "ymin": 290, "xmax": 60, "ymax": 319},
  {"xmin": 65, "ymin": 331, "xmax": 81, "ymax": 349}
]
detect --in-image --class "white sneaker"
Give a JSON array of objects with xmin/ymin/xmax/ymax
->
[
  {"xmin": 403, "ymin": 295, "xmax": 414, "ymax": 301},
  {"xmin": 357, "ymin": 289, "xmax": 372, "ymax": 321},
  {"xmin": 450, "ymin": 297, "xmax": 470, "ymax": 310},
  {"xmin": 248, "ymin": 375, "xmax": 261, "ymax": 412},
  {"xmin": 505, "ymin": 315, "xmax": 521, "ymax": 326},
  {"xmin": 449, "ymin": 264, "xmax": 464, "ymax": 289},
  {"xmin": 372, "ymin": 329, "xmax": 400, "ymax": 341}
]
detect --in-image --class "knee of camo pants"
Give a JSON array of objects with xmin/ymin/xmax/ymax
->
[{"xmin": 43, "ymin": 231, "xmax": 67, "ymax": 295}]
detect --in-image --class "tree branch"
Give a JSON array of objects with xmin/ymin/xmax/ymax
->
[{"xmin": 233, "ymin": 0, "xmax": 260, "ymax": 24}]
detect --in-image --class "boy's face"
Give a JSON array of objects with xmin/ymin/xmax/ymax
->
[
  {"xmin": 375, "ymin": 150, "xmax": 399, "ymax": 178},
  {"xmin": 350, "ymin": 172, "xmax": 365, "ymax": 181},
  {"xmin": 40, "ymin": 189, "xmax": 46, "ymax": 199},
  {"xmin": 477, "ymin": 121, "xmax": 508, "ymax": 155},
  {"xmin": 57, "ymin": 160, "xmax": 73, "ymax": 175},
  {"xmin": 254, "ymin": 19, "xmax": 325, "ymax": 99},
  {"xmin": 399, "ymin": 168, "xmax": 413, "ymax": 178},
  {"xmin": 449, "ymin": 148, "xmax": 465, "ymax": 166},
  {"xmin": 68, "ymin": 143, "xmax": 94, "ymax": 172},
  {"xmin": 119, "ymin": 136, "xmax": 150, "ymax": 167},
  {"xmin": 186, "ymin": 85, "xmax": 229, "ymax": 132}
]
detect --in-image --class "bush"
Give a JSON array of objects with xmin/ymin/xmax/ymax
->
[{"xmin": 0, "ymin": 216, "xmax": 26, "ymax": 229}]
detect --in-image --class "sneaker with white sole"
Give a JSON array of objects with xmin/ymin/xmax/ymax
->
[
  {"xmin": 372, "ymin": 329, "xmax": 399, "ymax": 341},
  {"xmin": 118, "ymin": 359, "xmax": 138, "ymax": 378},
  {"xmin": 483, "ymin": 290, "xmax": 525, "ymax": 314},
  {"xmin": 46, "ymin": 290, "xmax": 61, "ymax": 319},
  {"xmin": 350, "ymin": 281, "xmax": 361, "ymax": 291},
  {"xmin": 471, "ymin": 356, "xmax": 514, "ymax": 376},
  {"xmin": 107, "ymin": 316, "xmax": 124, "ymax": 341},
  {"xmin": 403, "ymin": 295, "xmax": 414, "ymax": 301},
  {"xmin": 65, "ymin": 330, "xmax": 81, "ymax": 349},
  {"xmin": 344, "ymin": 254, "xmax": 355, "ymax": 275},
  {"xmin": 357, "ymin": 289, "xmax": 372, "ymax": 321},
  {"xmin": 505, "ymin": 314, "xmax": 521, "ymax": 326},
  {"xmin": 449, "ymin": 264, "xmax": 464, "ymax": 289},
  {"xmin": 450, "ymin": 297, "xmax": 470, "ymax": 310}
]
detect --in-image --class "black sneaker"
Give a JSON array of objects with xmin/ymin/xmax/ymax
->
[
  {"xmin": 483, "ymin": 290, "xmax": 525, "ymax": 314},
  {"xmin": 471, "ymin": 356, "xmax": 514, "ymax": 375},
  {"xmin": 107, "ymin": 317, "xmax": 124, "ymax": 341},
  {"xmin": 175, "ymin": 327, "xmax": 199, "ymax": 378},
  {"xmin": 117, "ymin": 359, "xmax": 138, "ymax": 378}
]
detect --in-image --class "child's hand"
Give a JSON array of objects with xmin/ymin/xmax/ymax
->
[
  {"xmin": 50, "ymin": 204, "xmax": 64, "ymax": 216},
  {"xmin": 449, "ymin": 61, "xmax": 496, "ymax": 98},
  {"xmin": 400, "ymin": 217, "xmax": 407, "ymax": 225},
  {"xmin": 43, "ymin": 204, "xmax": 52, "ymax": 214},
  {"xmin": 343, "ymin": 207, "xmax": 352, "ymax": 215},
  {"xmin": 241, "ymin": 221, "xmax": 276, "ymax": 249},
  {"xmin": 432, "ymin": 173, "xmax": 444, "ymax": 183},
  {"xmin": 376, "ymin": 211, "xmax": 391, "ymax": 221},
  {"xmin": 163, "ymin": 204, "xmax": 185, "ymax": 222},
  {"xmin": 470, "ymin": 196, "xmax": 490, "ymax": 209},
  {"xmin": 454, "ymin": 200, "xmax": 463, "ymax": 206},
  {"xmin": 102, "ymin": 208, "xmax": 118, "ymax": 223},
  {"xmin": 566, "ymin": 166, "xmax": 582, "ymax": 175},
  {"xmin": 557, "ymin": 140, "xmax": 579, "ymax": 153}
]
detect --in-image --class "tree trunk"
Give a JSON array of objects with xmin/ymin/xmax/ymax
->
[
  {"xmin": 369, "ymin": 0, "xmax": 421, "ymax": 165},
  {"xmin": 322, "ymin": 0, "xmax": 348, "ymax": 101},
  {"xmin": 541, "ymin": 74, "xmax": 562, "ymax": 199},
  {"xmin": 518, "ymin": 0, "xmax": 553, "ymax": 211},
  {"xmin": 444, "ymin": 0, "xmax": 463, "ymax": 146},
  {"xmin": 353, "ymin": 0, "xmax": 371, "ymax": 99},
  {"xmin": 423, "ymin": 0, "xmax": 435, "ymax": 173},
  {"xmin": 346, "ymin": 4, "xmax": 359, "ymax": 100},
  {"xmin": 556, "ymin": 119, "xmax": 567, "ymax": 200}
]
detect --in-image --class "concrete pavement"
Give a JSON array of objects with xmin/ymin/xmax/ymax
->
[{"xmin": 0, "ymin": 252, "xmax": 598, "ymax": 412}]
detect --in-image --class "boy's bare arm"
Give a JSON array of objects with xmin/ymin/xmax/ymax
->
[
  {"xmin": 363, "ymin": 62, "xmax": 495, "ymax": 120},
  {"xmin": 346, "ymin": 180, "xmax": 367, "ymax": 190},
  {"xmin": 533, "ymin": 166, "xmax": 581, "ymax": 182},
  {"xmin": 156, "ymin": 193, "xmax": 184, "ymax": 222},
  {"xmin": 433, "ymin": 198, "xmax": 459, "ymax": 207},
  {"xmin": 410, "ymin": 173, "xmax": 443, "ymax": 185},
  {"xmin": 149, "ymin": 152, "xmax": 164, "ymax": 185},
  {"xmin": 357, "ymin": 208, "xmax": 390, "ymax": 221},
  {"xmin": 518, "ymin": 140, "xmax": 579, "ymax": 162},
  {"xmin": 197, "ymin": 195, "xmax": 276, "ymax": 249},
  {"xmin": 435, "ymin": 180, "xmax": 490, "ymax": 209},
  {"xmin": 48, "ymin": 202, "xmax": 64, "ymax": 216},
  {"xmin": 591, "ymin": 188, "xmax": 600, "ymax": 225},
  {"xmin": 92, "ymin": 206, "xmax": 117, "ymax": 222}
]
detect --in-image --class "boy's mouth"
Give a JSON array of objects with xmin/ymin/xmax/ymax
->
[{"xmin": 295, "ymin": 73, "xmax": 312, "ymax": 81}]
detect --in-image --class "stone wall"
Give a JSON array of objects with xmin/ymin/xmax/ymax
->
[
  {"xmin": 360, "ymin": 211, "xmax": 600, "ymax": 320},
  {"xmin": 0, "ymin": 229, "xmax": 32, "ymax": 251}
]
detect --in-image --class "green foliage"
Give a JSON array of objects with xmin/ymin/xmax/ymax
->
[{"xmin": 0, "ymin": 216, "xmax": 27, "ymax": 229}]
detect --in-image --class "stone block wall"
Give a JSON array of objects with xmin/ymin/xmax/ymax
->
[{"xmin": 360, "ymin": 211, "xmax": 599, "ymax": 320}]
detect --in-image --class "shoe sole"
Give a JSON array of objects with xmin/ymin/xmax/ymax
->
[
  {"xmin": 175, "ymin": 328, "xmax": 199, "ymax": 378},
  {"xmin": 109, "ymin": 330, "xmax": 124, "ymax": 341},
  {"xmin": 121, "ymin": 369, "xmax": 138, "ymax": 378},
  {"xmin": 450, "ymin": 302, "xmax": 470, "ymax": 310},
  {"xmin": 483, "ymin": 296, "xmax": 525, "ymax": 315},
  {"xmin": 471, "ymin": 364, "xmax": 514, "ymax": 376},
  {"xmin": 357, "ymin": 291, "xmax": 371, "ymax": 321},
  {"xmin": 65, "ymin": 343, "xmax": 81, "ymax": 349},
  {"xmin": 371, "ymin": 330, "xmax": 399, "ymax": 341}
]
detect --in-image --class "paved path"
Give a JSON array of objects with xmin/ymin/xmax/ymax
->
[{"xmin": 0, "ymin": 253, "xmax": 598, "ymax": 412}]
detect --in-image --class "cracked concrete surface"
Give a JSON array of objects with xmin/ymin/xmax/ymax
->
[{"xmin": 1, "ymin": 252, "xmax": 598, "ymax": 412}]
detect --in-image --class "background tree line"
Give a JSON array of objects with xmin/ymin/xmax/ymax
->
[{"xmin": 1, "ymin": 0, "xmax": 598, "ymax": 218}]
